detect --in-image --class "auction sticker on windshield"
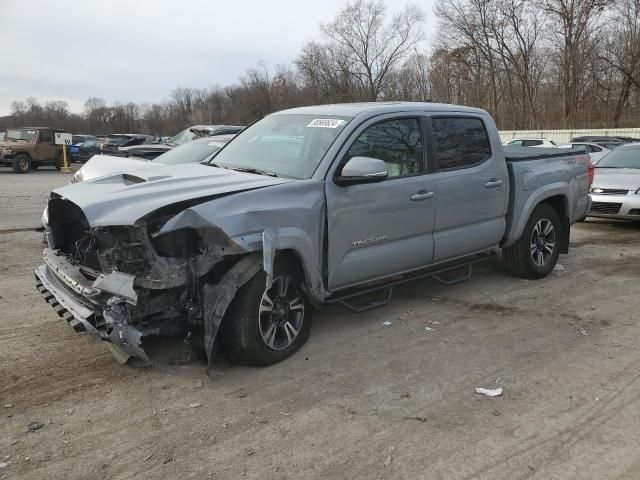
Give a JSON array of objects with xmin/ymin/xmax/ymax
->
[{"xmin": 307, "ymin": 119, "xmax": 345, "ymax": 128}]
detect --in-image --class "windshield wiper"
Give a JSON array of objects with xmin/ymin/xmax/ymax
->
[{"xmin": 230, "ymin": 167, "xmax": 278, "ymax": 177}]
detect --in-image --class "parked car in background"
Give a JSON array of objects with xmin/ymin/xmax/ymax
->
[
  {"xmin": 0, "ymin": 132, "xmax": 5, "ymax": 142},
  {"xmin": 72, "ymin": 134, "xmax": 97, "ymax": 145},
  {"xmin": 69, "ymin": 138, "xmax": 103, "ymax": 163},
  {"xmin": 555, "ymin": 142, "xmax": 611, "ymax": 162},
  {"xmin": 71, "ymin": 134, "xmax": 235, "ymax": 183},
  {"xmin": 0, "ymin": 126, "xmax": 67, "ymax": 173},
  {"xmin": 100, "ymin": 134, "xmax": 154, "ymax": 155},
  {"xmin": 113, "ymin": 125, "xmax": 245, "ymax": 159},
  {"xmin": 571, "ymin": 136, "xmax": 638, "ymax": 150},
  {"xmin": 585, "ymin": 143, "xmax": 640, "ymax": 221},
  {"xmin": 35, "ymin": 102, "xmax": 590, "ymax": 366},
  {"xmin": 167, "ymin": 125, "xmax": 244, "ymax": 146},
  {"xmin": 505, "ymin": 138, "xmax": 556, "ymax": 147}
]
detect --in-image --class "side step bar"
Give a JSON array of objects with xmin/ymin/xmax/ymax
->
[{"xmin": 325, "ymin": 253, "xmax": 494, "ymax": 312}]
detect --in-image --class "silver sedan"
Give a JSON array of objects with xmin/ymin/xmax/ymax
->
[{"xmin": 587, "ymin": 144, "xmax": 640, "ymax": 221}]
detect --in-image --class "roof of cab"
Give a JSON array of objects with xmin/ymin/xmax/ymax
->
[{"xmin": 273, "ymin": 102, "xmax": 488, "ymax": 118}]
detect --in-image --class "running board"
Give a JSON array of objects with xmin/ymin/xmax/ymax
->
[
  {"xmin": 340, "ymin": 287, "xmax": 393, "ymax": 313},
  {"xmin": 323, "ymin": 252, "xmax": 495, "ymax": 312},
  {"xmin": 433, "ymin": 264, "xmax": 472, "ymax": 286}
]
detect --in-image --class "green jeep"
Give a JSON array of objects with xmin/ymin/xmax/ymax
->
[{"xmin": 0, "ymin": 127, "xmax": 68, "ymax": 173}]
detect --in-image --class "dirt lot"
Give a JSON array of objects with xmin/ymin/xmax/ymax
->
[
  {"xmin": 1, "ymin": 175, "xmax": 640, "ymax": 479},
  {"xmin": 0, "ymin": 167, "xmax": 78, "ymax": 231}
]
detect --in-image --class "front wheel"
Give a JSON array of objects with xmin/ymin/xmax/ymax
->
[
  {"xmin": 12, "ymin": 154, "xmax": 31, "ymax": 173},
  {"xmin": 221, "ymin": 258, "xmax": 312, "ymax": 366},
  {"xmin": 503, "ymin": 204, "xmax": 561, "ymax": 279}
]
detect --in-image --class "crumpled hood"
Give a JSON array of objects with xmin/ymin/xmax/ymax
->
[
  {"xmin": 593, "ymin": 168, "xmax": 640, "ymax": 191},
  {"xmin": 52, "ymin": 163, "xmax": 293, "ymax": 227}
]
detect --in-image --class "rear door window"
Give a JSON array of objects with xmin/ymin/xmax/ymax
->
[
  {"xmin": 39, "ymin": 130, "xmax": 52, "ymax": 143},
  {"xmin": 521, "ymin": 140, "xmax": 542, "ymax": 147},
  {"xmin": 431, "ymin": 117, "xmax": 492, "ymax": 170}
]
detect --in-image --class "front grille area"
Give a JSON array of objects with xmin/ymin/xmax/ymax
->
[
  {"xmin": 589, "ymin": 201, "xmax": 622, "ymax": 215},
  {"xmin": 591, "ymin": 188, "xmax": 629, "ymax": 195}
]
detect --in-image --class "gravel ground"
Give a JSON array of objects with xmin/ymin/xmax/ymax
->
[
  {"xmin": 1, "ymin": 169, "xmax": 640, "ymax": 479},
  {"xmin": 1, "ymin": 216, "xmax": 639, "ymax": 479},
  {"xmin": 0, "ymin": 166, "xmax": 78, "ymax": 231}
]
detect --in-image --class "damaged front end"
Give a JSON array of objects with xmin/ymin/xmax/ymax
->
[{"xmin": 35, "ymin": 195, "xmax": 256, "ymax": 364}]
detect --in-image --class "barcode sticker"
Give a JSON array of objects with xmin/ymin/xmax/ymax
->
[{"xmin": 307, "ymin": 119, "xmax": 345, "ymax": 128}]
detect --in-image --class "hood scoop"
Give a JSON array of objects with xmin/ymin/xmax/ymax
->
[{"xmin": 122, "ymin": 173, "xmax": 147, "ymax": 184}]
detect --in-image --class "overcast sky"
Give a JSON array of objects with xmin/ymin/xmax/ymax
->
[{"xmin": 0, "ymin": 0, "xmax": 437, "ymax": 116}]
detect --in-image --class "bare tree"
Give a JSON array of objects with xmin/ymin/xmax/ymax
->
[
  {"xmin": 538, "ymin": 0, "xmax": 610, "ymax": 126},
  {"xmin": 309, "ymin": 0, "xmax": 424, "ymax": 101}
]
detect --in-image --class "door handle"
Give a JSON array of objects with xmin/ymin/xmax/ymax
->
[
  {"xmin": 484, "ymin": 179, "xmax": 504, "ymax": 188},
  {"xmin": 410, "ymin": 191, "xmax": 434, "ymax": 201}
]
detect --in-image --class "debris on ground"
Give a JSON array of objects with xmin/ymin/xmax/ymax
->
[
  {"xmin": 382, "ymin": 321, "xmax": 392, "ymax": 326},
  {"xmin": 245, "ymin": 448, "xmax": 255, "ymax": 456},
  {"xmin": 424, "ymin": 326, "xmax": 434, "ymax": 331},
  {"xmin": 403, "ymin": 416, "xmax": 428, "ymax": 423},
  {"xmin": 577, "ymin": 326, "xmax": 591, "ymax": 336},
  {"xmin": 162, "ymin": 454, "xmax": 175, "ymax": 465},
  {"xmin": 27, "ymin": 421, "xmax": 44, "ymax": 432},
  {"xmin": 475, "ymin": 387, "xmax": 503, "ymax": 397},
  {"xmin": 3, "ymin": 403, "xmax": 13, "ymax": 408},
  {"xmin": 383, "ymin": 455, "xmax": 392, "ymax": 467},
  {"xmin": 0, "ymin": 462, "xmax": 8, "ymax": 469},
  {"xmin": 194, "ymin": 381, "xmax": 204, "ymax": 389},
  {"xmin": 189, "ymin": 402, "xmax": 202, "ymax": 408}
]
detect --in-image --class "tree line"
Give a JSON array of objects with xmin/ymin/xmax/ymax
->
[{"xmin": 2, "ymin": 0, "xmax": 638, "ymax": 136}]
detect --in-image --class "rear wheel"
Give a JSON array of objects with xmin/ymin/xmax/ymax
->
[
  {"xmin": 503, "ymin": 204, "xmax": 561, "ymax": 279},
  {"xmin": 12, "ymin": 154, "xmax": 31, "ymax": 173},
  {"xmin": 221, "ymin": 258, "xmax": 312, "ymax": 366}
]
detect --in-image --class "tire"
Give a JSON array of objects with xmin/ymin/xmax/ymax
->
[
  {"xmin": 31, "ymin": 161, "xmax": 40, "ymax": 170},
  {"xmin": 11, "ymin": 154, "xmax": 31, "ymax": 173},
  {"xmin": 221, "ymin": 258, "xmax": 312, "ymax": 366},
  {"xmin": 503, "ymin": 204, "xmax": 561, "ymax": 279}
]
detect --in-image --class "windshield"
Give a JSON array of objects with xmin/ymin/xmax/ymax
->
[
  {"xmin": 168, "ymin": 127, "xmax": 203, "ymax": 146},
  {"xmin": 154, "ymin": 139, "xmax": 228, "ymax": 165},
  {"xmin": 211, "ymin": 114, "xmax": 351, "ymax": 179},
  {"xmin": 596, "ymin": 147, "xmax": 640, "ymax": 168},
  {"xmin": 6, "ymin": 129, "xmax": 37, "ymax": 141}
]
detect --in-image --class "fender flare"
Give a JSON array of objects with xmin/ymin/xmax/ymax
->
[{"xmin": 504, "ymin": 184, "xmax": 570, "ymax": 248}]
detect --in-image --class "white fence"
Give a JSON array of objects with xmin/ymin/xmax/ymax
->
[{"xmin": 499, "ymin": 128, "xmax": 640, "ymax": 144}]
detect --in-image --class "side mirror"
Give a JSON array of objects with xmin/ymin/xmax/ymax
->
[{"xmin": 335, "ymin": 156, "xmax": 388, "ymax": 186}]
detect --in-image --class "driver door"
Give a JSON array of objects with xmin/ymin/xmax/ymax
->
[
  {"xmin": 325, "ymin": 117, "xmax": 437, "ymax": 290},
  {"xmin": 35, "ymin": 130, "xmax": 57, "ymax": 161}
]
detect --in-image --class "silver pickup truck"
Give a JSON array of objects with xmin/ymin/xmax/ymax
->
[{"xmin": 35, "ymin": 103, "xmax": 592, "ymax": 367}]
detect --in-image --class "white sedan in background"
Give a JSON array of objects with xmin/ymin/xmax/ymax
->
[
  {"xmin": 586, "ymin": 143, "xmax": 640, "ymax": 221},
  {"xmin": 505, "ymin": 138, "xmax": 556, "ymax": 148},
  {"xmin": 555, "ymin": 142, "xmax": 611, "ymax": 162}
]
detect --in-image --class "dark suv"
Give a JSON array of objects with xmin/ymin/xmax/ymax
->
[
  {"xmin": 100, "ymin": 134, "xmax": 154, "ymax": 155},
  {"xmin": 0, "ymin": 127, "xmax": 67, "ymax": 173}
]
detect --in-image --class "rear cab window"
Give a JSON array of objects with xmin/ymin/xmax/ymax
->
[{"xmin": 431, "ymin": 117, "xmax": 492, "ymax": 170}]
